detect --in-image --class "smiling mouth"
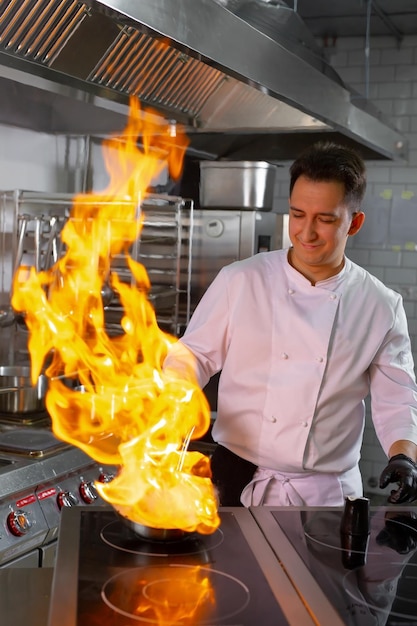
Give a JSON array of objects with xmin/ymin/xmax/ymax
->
[{"xmin": 299, "ymin": 242, "xmax": 321, "ymax": 250}]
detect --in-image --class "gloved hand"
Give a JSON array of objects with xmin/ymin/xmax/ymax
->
[
  {"xmin": 379, "ymin": 454, "xmax": 417, "ymax": 504},
  {"xmin": 376, "ymin": 512, "xmax": 417, "ymax": 554}
]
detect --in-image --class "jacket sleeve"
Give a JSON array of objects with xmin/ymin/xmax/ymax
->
[
  {"xmin": 163, "ymin": 267, "xmax": 231, "ymax": 388},
  {"xmin": 370, "ymin": 296, "xmax": 417, "ymax": 454}
]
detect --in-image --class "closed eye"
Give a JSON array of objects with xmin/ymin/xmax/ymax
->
[
  {"xmin": 290, "ymin": 210, "xmax": 336, "ymax": 223},
  {"xmin": 318, "ymin": 216, "xmax": 337, "ymax": 223}
]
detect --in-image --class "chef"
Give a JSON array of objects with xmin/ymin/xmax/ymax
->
[{"xmin": 164, "ymin": 141, "xmax": 417, "ymax": 507}]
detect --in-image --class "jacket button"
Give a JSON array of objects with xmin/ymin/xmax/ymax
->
[
  {"xmin": 301, "ymin": 421, "xmax": 308, "ymax": 427},
  {"xmin": 281, "ymin": 353, "xmax": 289, "ymax": 359}
]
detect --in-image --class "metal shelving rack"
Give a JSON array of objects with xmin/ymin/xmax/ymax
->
[
  {"xmin": 106, "ymin": 194, "xmax": 194, "ymax": 337},
  {"xmin": 0, "ymin": 190, "xmax": 193, "ymax": 344},
  {"xmin": 139, "ymin": 194, "xmax": 193, "ymax": 336}
]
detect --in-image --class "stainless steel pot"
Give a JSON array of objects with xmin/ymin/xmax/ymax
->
[{"xmin": 0, "ymin": 366, "xmax": 47, "ymax": 414}]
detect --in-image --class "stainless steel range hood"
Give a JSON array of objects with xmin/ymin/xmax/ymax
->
[{"xmin": 0, "ymin": 0, "xmax": 407, "ymax": 161}]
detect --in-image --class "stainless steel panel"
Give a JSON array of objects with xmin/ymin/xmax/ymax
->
[
  {"xmin": 190, "ymin": 210, "xmax": 285, "ymax": 312},
  {"xmin": 191, "ymin": 210, "xmax": 242, "ymax": 305},
  {"xmin": 39, "ymin": 541, "xmax": 57, "ymax": 568},
  {"xmin": 0, "ymin": 495, "xmax": 48, "ymax": 566},
  {"xmin": 0, "ymin": 567, "xmax": 53, "ymax": 626},
  {"xmin": 0, "ymin": 549, "xmax": 39, "ymax": 568}
]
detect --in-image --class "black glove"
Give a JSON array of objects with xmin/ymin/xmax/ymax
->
[
  {"xmin": 379, "ymin": 454, "xmax": 417, "ymax": 504},
  {"xmin": 376, "ymin": 512, "xmax": 417, "ymax": 554}
]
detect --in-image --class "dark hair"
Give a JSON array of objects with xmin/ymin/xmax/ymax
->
[{"xmin": 289, "ymin": 141, "xmax": 367, "ymax": 212}]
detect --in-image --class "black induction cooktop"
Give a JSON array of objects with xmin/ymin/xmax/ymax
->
[
  {"xmin": 251, "ymin": 506, "xmax": 417, "ymax": 626},
  {"xmin": 48, "ymin": 505, "xmax": 317, "ymax": 626}
]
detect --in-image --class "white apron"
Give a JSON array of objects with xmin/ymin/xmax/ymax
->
[{"xmin": 240, "ymin": 465, "xmax": 363, "ymax": 507}]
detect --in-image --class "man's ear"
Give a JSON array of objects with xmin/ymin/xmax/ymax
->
[{"xmin": 348, "ymin": 211, "xmax": 365, "ymax": 235}]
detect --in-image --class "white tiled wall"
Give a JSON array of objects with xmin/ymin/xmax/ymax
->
[{"xmin": 273, "ymin": 34, "xmax": 417, "ymax": 500}]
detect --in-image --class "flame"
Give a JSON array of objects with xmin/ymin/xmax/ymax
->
[
  {"xmin": 11, "ymin": 97, "xmax": 220, "ymax": 535},
  {"xmin": 104, "ymin": 565, "xmax": 215, "ymax": 625}
]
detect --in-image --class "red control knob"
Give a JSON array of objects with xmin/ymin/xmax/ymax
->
[
  {"xmin": 7, "ymin": 510, "xmax": 32, "ymax": 536},
  {"xmin": 98, "ymin": 471, "xmax": 115, "ymax": 484},
  {"xmin": 57, "ymin": 491, "xmax": 79, "ymax": 510},
  {"xmin": 79, "ymin": 481, "xmax": 98, "ymax": 504}
]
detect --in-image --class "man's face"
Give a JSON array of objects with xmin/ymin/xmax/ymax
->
[{"xmin": 288, "ymin": 175, "xmax": 364, "ymax": 283}]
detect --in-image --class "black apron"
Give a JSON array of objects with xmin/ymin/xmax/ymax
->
[{"xmin": 210, "ymin": 444, "xmax": 257, "ymax": 506}]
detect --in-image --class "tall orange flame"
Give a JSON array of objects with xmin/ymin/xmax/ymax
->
[{"xmin": 11, "ymin": 98, "xmax": 220, "ymax": 535}]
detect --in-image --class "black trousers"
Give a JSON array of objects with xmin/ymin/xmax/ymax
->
[{"xmin": 210, "ymin": 444, "xmax": 257, "ymax": 506}]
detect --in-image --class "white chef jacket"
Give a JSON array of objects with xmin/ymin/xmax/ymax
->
[{"xmin": 164, "ymin": 249, "xmax": 417, "ymax": 503}]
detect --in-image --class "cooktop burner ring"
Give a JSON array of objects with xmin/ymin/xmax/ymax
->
[
  {"xmin": 303, "ymin": 510, "xmax": 417, "ymax": 557},
  {"xmin": 100, "ymin": 520, "xmax": 224, "ymax": 557},
  {"xmin": 303, "ymin": 510, "xmax": 379, "ymax": 555},
  {"xmin": 101, "ymin": 564, "xmax": 250, "ymax": 623},
  {"xmin": 343, "ymin": 561, "xmax": 417, "ymax": 620}
]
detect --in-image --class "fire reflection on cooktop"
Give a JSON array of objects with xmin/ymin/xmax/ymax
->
[
  {"xmin": 100, "ymin": 520, "xmax": 224, "ymax": 557},
  {"xmin": 102, "ymin": 564, "xmax": 250, "ymax": 624}
]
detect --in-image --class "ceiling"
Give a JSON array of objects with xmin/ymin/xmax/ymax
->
[{"xmin": 287, "ymin": 0, "xmax": 417, "ymax": 42}]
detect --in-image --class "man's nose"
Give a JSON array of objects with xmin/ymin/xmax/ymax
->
[{"xmin": 301, "ymin": 219, "xmax": 317, "ymax": 240}]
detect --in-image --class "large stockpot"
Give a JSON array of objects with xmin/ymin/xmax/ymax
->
[
  {"xmin": 0, "ymin": 366, "xmax": 47, "ymax": 413},
  {"xmin": 199, "ymin": 161, "xmax": 277, "ymax": 210}
]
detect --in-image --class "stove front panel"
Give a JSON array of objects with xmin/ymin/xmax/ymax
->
[
  {"xmin": 251, "ymin": 506, "xmax": 417, "ymax": 626},
  {"xmin": 0, "ymin": 447, "xmax": 115, "ymax": 568},
  {"xmin": 48, "ymin": 505, "xmax": 317, "ymax": 626}
]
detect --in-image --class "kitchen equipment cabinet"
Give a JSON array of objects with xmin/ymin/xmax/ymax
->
[{"xmin": 190, "ymin": 209, "xmax": 287, "ymax": 313}]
